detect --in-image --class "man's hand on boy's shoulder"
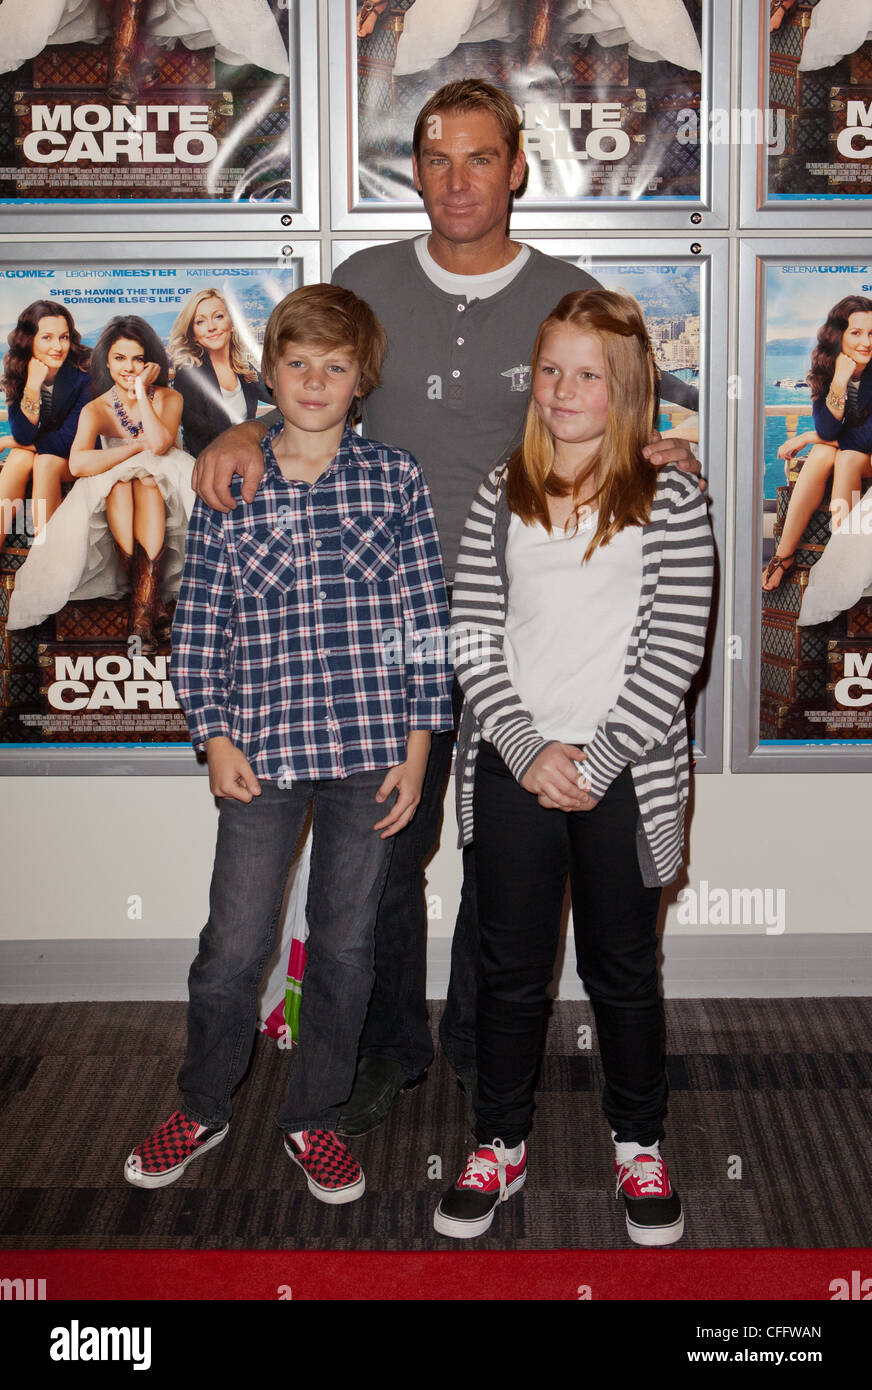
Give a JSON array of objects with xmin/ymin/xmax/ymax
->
[
  {"xmin": 643, "ymin": 432, "xmax": 706, "ymax": 489},
  {"xmin": 206, "ymin": 737, "xmax": 262, "ymax": 802},
  {"xmin": 192, "ymin": 419, "xmax": 270, "ymax": 512},
  {"xmin": 373, "ymin": 732, "xmax": 431, "ymax": 839}
]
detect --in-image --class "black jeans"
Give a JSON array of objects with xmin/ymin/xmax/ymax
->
[
  {"xmin": 472, "ymin": 740, "xmax": 666, "ymax": 1148},
  {"xmin": 357, "ymin": 677, "xmax": 478, "ymax": 1077}
]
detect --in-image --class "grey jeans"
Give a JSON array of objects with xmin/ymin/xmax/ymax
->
[{"xmin": 179, "ymin": 773, "xmax": 394, "ymax": 1133}]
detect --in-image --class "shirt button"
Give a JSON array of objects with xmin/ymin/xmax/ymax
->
[
  {"xmin": 451, "ymin": 370, "xmax": 460, "ymax": 379},
  {"xmin": 456, "ymin": 337, "xmax": 465, "ymax": 346},
  {"xmin": 319, "ymin": 590, "xmax": 327, "ymax": 600},
  {"xmin": 457, "ymin": 303, "xmax": 465, "ymax": 313},
  {"xmin": 314, "ymin": 539, "xmax": 323, "ymax": 548}
]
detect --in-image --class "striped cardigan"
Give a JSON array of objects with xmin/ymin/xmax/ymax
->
[{"xmin": 450, "ymin": 462, "xmax": 714, "ymax": 887}]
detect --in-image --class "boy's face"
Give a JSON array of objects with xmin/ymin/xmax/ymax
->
[{"xmin": 266, "ymin": 339, "xmax": 363, "ymax": 438}]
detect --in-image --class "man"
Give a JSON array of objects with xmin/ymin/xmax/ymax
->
[{"xmin": 192, "ymin": 79, "xmax": 701, "ymax": 1136}]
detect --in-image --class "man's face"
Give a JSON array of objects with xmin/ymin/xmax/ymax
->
[{"xmin": 412, "ymin": 108, "xmax": 526, "ymax": 249}]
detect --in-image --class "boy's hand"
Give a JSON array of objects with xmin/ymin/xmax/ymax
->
[
  {"xmin": 643, "ymin": 431, "xmax": 705, "ymax": 489},
  {"xmin": 192, "ymin": 420, "xmax": 268, "ymax": 512},
  {"xmin": 206, "ymin": 736, "xmax": 262, "ymax": 802},
  {"xmin": 373, "ymin": 731, "xmax": 430, "ymax": 838}
]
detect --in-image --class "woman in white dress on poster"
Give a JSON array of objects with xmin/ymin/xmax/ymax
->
[
  {"xmin": 798, "ymin": 0, "xmax": 872, "ymax": 71},
  {"xmin": 0, "ymin": 0, "xmax": 289, "ymax": 79},
  {"xmin": 7, "ymin": 315, "xmax": 195, "ymax": 652},
  {"xmin": 359, "ymin": 0, "xmax": 702, "ymax": 78}
]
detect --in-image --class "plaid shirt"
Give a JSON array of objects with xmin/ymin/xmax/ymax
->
[{"xmin": 171, "ymin": 422, "xmax": 453, "ymax": 782}]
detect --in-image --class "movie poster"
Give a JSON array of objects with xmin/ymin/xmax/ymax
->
[
  {"xmin": 0, "ymin": 0, "xmax": 300, "ymax": 206},
  {"xmin": 766, "ymin": 0, "xmax": 872, "ymax": 204},
  {"xmin": 0, "ymin": 253, "xmax": 312, "ymax": 760},
  {"xmin": 758, "ymin": 261, "xmax": 872, "ymax": 747},
  {"xmin": 344, "ymin": 0, "xmax": 707, "ymax": 212}
]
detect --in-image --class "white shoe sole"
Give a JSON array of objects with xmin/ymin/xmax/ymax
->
[
  {"xmin": 433, "ymin": 1170, "xmax": 527, "ymax": 1239},
  {"xmin": 123, "ymin": 1124, "xmax": 228, "ymax": 1189},
  {"xmin": 284, "ymin": 1140, "xmax": 366, "ymax": 1205},
  {"xmin": 626, "ymin": 1209, "xmax": 685, "ymax": 1246}
]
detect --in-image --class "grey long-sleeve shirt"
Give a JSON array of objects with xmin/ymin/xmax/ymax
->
[{"xmin": 333, "ymin": 237, "xmax": 697, "ymax": 581}]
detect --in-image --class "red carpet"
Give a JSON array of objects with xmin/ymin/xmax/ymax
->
[{"xmin": 3, "ymin": 1248, "xmax": 871, "ymax": 1300}]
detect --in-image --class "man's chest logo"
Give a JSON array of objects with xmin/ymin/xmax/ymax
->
[{"xmin": 501, "ymin": 364, "xmax": 532, "ymax": 392}]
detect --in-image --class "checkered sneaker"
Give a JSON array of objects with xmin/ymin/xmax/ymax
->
[
  {"xmin": 124, "ymin": 1110, "xmax": 228, "ymax": 1189},
  {"xmin": 615, "ymin": 1152, "xmax": 684, "ymax": 1246},
  {"xmin": 434, "ymin": 1139, "xmax": 527, "ymax": 1239},
  {"xmin": 283, "ymin": 1130, "xmax": 366, "ymax": 1205}
]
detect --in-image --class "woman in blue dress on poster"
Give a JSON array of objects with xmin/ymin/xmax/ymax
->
[{"xmin": 0, "ymin": 299, "xmax": 91, "ymax": 552}]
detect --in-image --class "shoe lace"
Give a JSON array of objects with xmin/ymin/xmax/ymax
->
[
  {"xmin": 459, "ymin": 1139, "xmax": 510, "ymax": 1201},
  {"xmin": 615, "ymin": 1155, "xmax": 665, "ymax": 1198}
]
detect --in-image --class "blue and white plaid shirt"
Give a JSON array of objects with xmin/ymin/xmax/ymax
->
[{"xmin": 171, "ymin": 422, "xmax": 453, "ymax": 782}]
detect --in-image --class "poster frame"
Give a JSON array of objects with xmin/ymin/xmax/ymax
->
[
  {"xmin": 0, "ymin": 237, "xmax": 322, "ymax": 777},
  {"xmin": 739, "ymin": 0, "xmax": 872, "ymax": 229},
  {"xmin": 333, "ymin": 233, "xmax": 727, "ymax": 771},
  {"xmin": 732, "ymin": 237, "xmax": 872, "ymax": 771},
  {"xmin": 0, "ymin": 0, "xmax": 320, "ymax": 233},
  {"xmin": 328, "ymin": 0, "xmax": 731, "ymax": 231}
]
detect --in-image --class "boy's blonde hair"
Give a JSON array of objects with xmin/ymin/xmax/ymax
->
[
  {"xmin": 506, "ymin": 288, "xmax": 661, "ymax": 560},
  {"xmin": 261, "ymin": 283, "xmax": 388, "ymax": 400}
]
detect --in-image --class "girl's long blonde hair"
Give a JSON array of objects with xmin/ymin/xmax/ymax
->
[
  {"xmin": 168, "ymin": 287, "xmax": 258, "ymax": 381},
  {"xmin": 506, "ymin": 288, "xmax": 661, "ymax": 560}
]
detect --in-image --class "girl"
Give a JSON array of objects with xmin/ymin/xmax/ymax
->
[
  {"xmin": 0, "ymin": 300, "xmax": 91, "ymax": 551},
  {"xmin": 436, "ymin": 288, "xmax": 713, "ymax": 1245},
  {"xmin": 169, "ymin": 288, "xmax": 273, "ymax": 461},
  {"xmin": 763, "ymin": 296, "xmax": 872, "ymax": 591},
  {"xmin": 7, "ymin": 316, "xmax": 194, "ymax": 651}
]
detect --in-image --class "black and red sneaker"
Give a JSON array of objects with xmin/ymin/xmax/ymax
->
[
  {"xmin": 124, "ymin": 1110, "xmax": 228, "ymax": 1189},
  {"xmin": 284, "ymin": 1130, "xmax": 366, "ymax": 1205},
  {"xmin": 615, "ymin": 1151, "xmax": 684, "ymax": 1246},
  {"xmin": 433, "ymin": 1139, "xmax": 527, "ymax": 1239}
]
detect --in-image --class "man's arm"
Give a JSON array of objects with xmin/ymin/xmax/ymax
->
[{"xmin": 190, "ymin": 414, "xmax": 276, "ymax": 512}]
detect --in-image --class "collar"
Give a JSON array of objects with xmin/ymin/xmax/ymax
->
[{"xmin": 261, "ymin": 420, "xmax": 384, "ymax": 483}]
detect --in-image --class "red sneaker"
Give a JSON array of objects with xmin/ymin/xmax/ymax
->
[
  {"xmin": 433, "ymin": 1139, "xmax": 527, "ymax": 1239},
  {"xmin": 284, "ymin": 1130, "xmax": 366, "ymax": 1204},
  {"xmin": 124, "ymin": 1110, "xmax": 228, "ymax": 1189},
  {"xmin": 615, "ymin": 1151, "xmax": 684, "ymax": 1246}
]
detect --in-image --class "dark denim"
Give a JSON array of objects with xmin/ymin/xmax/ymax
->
[
  {"xmin": 357, "ymin": 677, "xmax": 478, "ymax": 1077},
  {"xmin": 179, "ymin": 773, "xmax": 393, "ymax": 1132},
  {"xmin": 472, "ymin": 740, "xmax": 666, "ymax": 1148}
]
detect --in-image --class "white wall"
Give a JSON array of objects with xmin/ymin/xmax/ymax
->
[{"xmin": 0, "ymin": 769, "xmax": 865, "ymax": 946}]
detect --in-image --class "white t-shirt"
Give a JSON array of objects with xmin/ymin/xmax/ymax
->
[
  {"xmin": 415, "ymin": 234, "xmax": 531, "ymax": 300},
  {"xmin": 503, "ymin": 510, "xmax": 644, "ymax": 743},
  {"xmin": 219, "ymin": 378, "xmax": 247, "ymax": 425}
]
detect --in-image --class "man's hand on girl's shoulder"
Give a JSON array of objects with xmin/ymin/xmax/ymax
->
[{"xmin": 643, "ymin": 432, "xmax": 706, "ymax": 490}]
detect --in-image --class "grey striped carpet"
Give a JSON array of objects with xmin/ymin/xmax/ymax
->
[{"xmin": 1, "ymin": 999, "xmax": 870, "ymax": 1250}]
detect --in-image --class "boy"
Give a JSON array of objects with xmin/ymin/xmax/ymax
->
[{"xmin": 124, "ymin": 284, "xmax": 452, "ymax": 1203}]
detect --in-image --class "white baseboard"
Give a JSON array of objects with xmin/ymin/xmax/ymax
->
[{"xmin": 0, "ymin": 934, "xmax": 870, "ymax": 1002}]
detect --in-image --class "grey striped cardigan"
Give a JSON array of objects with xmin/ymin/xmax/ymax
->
[{"xmin": 450, "ymin": 462, "xmax": 714, "ymax": 887}]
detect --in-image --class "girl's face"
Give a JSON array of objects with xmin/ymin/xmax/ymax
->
[
  {"xmin": 192, "ymin": 296, "xmax": 231, "ymax": 355},
  {"xmin": 107, "ymin": 337, "xmax": 147, "ymax": 392},
  {"xmin": 840, "ymin": 311, "xmax": 872, "ymax": 371},
  {"xmin": 533, "ymin": 324, "xmax": 610, "ymax": 460},
  {"xmin": 31, "ymin": 315, "xmax": 71, "ymax": 375}
]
